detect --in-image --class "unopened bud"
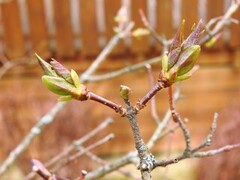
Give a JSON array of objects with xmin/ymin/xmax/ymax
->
[
  {"xmin": 175, "ymin": 45, "xmax": 200, "ymax": 76},
  {"xmin": 36, "ymin": 53, "xmax": 57, "ymax": 77},
  {"xmin": 120, "ymin": 85, "xmax": 131, "ymax": 100},
  {"xmin": 132, "ymin": 28, "xmax": 150, "ymax": 39},
  {"xmin": 161, "ymin": 54, "xmax": 169, "ymax": 73}
]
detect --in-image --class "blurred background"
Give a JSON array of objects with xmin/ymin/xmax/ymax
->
[{"xmin": 0, "ymin": 0, "xmax": 239, "ymax": 179}]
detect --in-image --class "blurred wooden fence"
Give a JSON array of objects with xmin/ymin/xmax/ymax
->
[
  {"xmin": 0, "ymin": 0, "xmax": 239, "ymax": 60},
  {"xmin": 0, "ymin": 0, "xmax": 240, "ymax": 168}
]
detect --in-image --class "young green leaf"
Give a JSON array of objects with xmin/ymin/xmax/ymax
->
[
  {"xmin": 168, "ymin": 47, "xmax": 181, "ymax": 70},
  {"xmin": 161, "ymin": 54, "xmax": 169, "ymax": 73},
  {"xmin": 70, "ymin": 69, "xmax": 80, "ymax": 88},
  {"xmin": 175, "ymin": 45, "xmax": 200, "ymax": 76},
  {"xmin": 42, "ymin": 76, "xmax": 74, "ymax": 96},
  {"xmin": 35, "ymin": 53, "xmax": 57, "ymax": 76},
  {"xmin": 50, "ymin": 59, "xmax": 73, "ymax": 83},
  {"xmin": 58, "ymin": 95, "xmax": 73, "ymax": 102},
  {"xmin": 176, "ymin": 73, "xmax": 192, "ymax": 82}
]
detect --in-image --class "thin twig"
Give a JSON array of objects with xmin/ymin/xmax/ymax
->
[
  {"xmin": 139, "ymin": 9, "xmax": 171, "ymax": 53},
  {"xmin": 153, "ymin": 143, "xmax": 240, "ymax": 168},
  {"xmin": 85, "ymin": 151, "xmax": 137, "ymax": 179},
  {"xmin": 80, "ymin": 34, "xmax": 122, "ymax": 81},
  {"xmin": 147, "ymin": 85, "xmax": 181, "ymax": 149},
  {"xmin": 168, "ymin": 86, "xmax": 191, "ymax": 155},
  {"xmin": 48, "ymin": 117, "xmax": 113, "ymax": 167},
  {"xmin": 192, "ymin": 113, "xmax": 218, "ymax": 152},
  {"xmin": 51, "ymin": 134, "xmax": 115, "ymax": 172},
  {"xmin": 145, "ymin": 64, "xmax": 160, "ymax": 124},
  {"xmin": 85, "ymin": 55, "xmax": 162, "ymax": 82},
  {"xmin": 88, "ymin": 92, "xmax": 126, "ymax": 116},
  {"xmin": 83, "ymin": 150, "xmax": 140, "ymax": 180},
  {"xmin": 192, "ymin": 143, "xmax": 240, "ymax": 158},
  {"xmin": 200, "ymin": 1, "xmax": 240, "ymax": 45},
  {"xmin": 31, "ymin": 159, "xmax": 63, "ymax": 180},
  {"xmin": 135, "ymin": 76, "xmax": 169, "ymax": 112}
]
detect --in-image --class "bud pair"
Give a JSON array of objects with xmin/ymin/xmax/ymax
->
[
  {"xmin": 36, "ymin": 54, "xmax": 83, "ymax": 101},
  {"xmin": 161, "ymin": 20, "xmax": 203, "ymax": 84}
]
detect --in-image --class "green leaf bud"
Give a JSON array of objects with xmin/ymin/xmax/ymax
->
[
  {"xmin": 161, "ymin": 54, "xmax": 169, "ymax": 73},
  {"xmin": 58, "ymin": 95, "xmax": 73, "ymax": 102},
  {"xmin": 175, "ymin": 73, "xmax": 192, "ymax": 82},
  {"xmin": 175, "ymin": 45, "xmax": 200, "ymax": 76},
  {"xmin": 50, "ymin": 59, "xmax": 73, "ymax": 83},
  {"xmin": 120, "ymin": 85, "xmax": 131, "ymax": 100},
  {"xmin": 42, "ymin": 76, "xmax": 74, "ymax": 96},
  {"xmin": 35, "ymin": 53, "xmax": 57, "ymax": 77},
  {"xmin": 132, "ymin": 28, "xmax": 150, "ymax": 39},
  {"xmin": 70, "ymin": 69, "xmax": 80, "ymax": 88}
]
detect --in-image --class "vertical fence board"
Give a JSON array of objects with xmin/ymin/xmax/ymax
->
[
  {"xmin": 26, "ymin": 0, "xmax": 50, "ymax": 58},
  {"xmin": 229, "ymin": 8, "xmax": 240, "ymax": 48},
  {"xmin": 53, "ymin": 0, "xmax": 75, "ymax": 57},
  {"xmin": 1, "ymin": 0, "xmax": 25, "ymax": 58},
  {"xmin": 231, "ymin": 6, "xmax": 240, "ymax": 68},
  {"xmin": 156, "ymin": 0, "xmax": 174, "ymax": 51},
  {"xmin": 131, "ymin": 0, "xmax": 149, "ymax": 54},
  {"xmin": 207, "ymin": 0, "xmax": 224, "ymax": 49},
  {"xmin": 80, "ymin": 0, "xmax": 100, "ymax": 56},
  {"xmin": 104, "ymin": 0, "xmax": 125, "ymax": 55},
  {"xmin": 181, "ymin": 0, "xmax": 198, "ymax": 36}
]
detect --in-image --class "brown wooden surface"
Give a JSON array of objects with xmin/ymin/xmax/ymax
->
[
  {"xmin": 181, "ymin": 0, "xmax": 198, "ymax": 36},
  {"xmin": 131, "ymin": 0, "xmax": 149, "ymax": 54},
  {"xmin": 26, "ymin": 0, "xmax": 50, "ymax": 58},
  {"xmin": 0, "ymin": 0, "xmax": 25, "ymax": 59},
  {"xmin": 233, "ymin": 50, "xmax": 240, "ymax": 69},
  {"xmin": 53, "ymin": 0, "xmax": 75, "ymax": 57},
  {"xmin": 156, "ymin": 0, "xmax": 174, "ymax": 50},
  {"xmin": 229, "ymin": 6, "xmax": 240, "ymax": 48},
  {"xmin": 104, "ymin": 0, "xmax": 125, "ymax": 55},
  {"xmin": 0, "ymin": 0, "xmax": 239, "ymax": 59},
  {"xmin": 79, "ymin": 0, "xmax": 100, "ymax": 56},
  {"xmin": 207, "ymin": 0, "xmax": 224, "ymax": 49}
]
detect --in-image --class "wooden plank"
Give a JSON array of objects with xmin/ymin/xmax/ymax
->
[
  {"xmin": 1, "ymin": 0, "xmax": 25, "ymax": 59},
  {"xmin": 199, "ymin": 50, "xmax": 231, "ymax": 66},
  {"xmin": 53, "ymin": 0, "xmax": 75, "ymax": 58},
  {"xmin": 181, "ymin": 0, "xmax": 199, "ymax": 36},
  {"xmin": 79, "ymin": 0, "xmax": 100, "ymax": 56},
  {"xmin": 229, "ymin": 7, "xmax": 240, "ymax": 48},
  {"xmin": 156, "ymin": 0, "xmax": 174, "ymax": 38},
  {"xmin": 233, "ymin": 49, "xmax": 240, "ymax": 69},
  {"xmin": 206, "ymin": 0, "xmax": 224, "ymax": 49},
  {"xmin": 26, "ymin": 0, "xmax": 50, "ymax": 58},
  {"xmin": 156, "ymin": 0, "xmax": 174, "ymax": 51},
  {"xmin": 104, "ymin": 0, "xmax": 125, "ymax": 55},
  {"xmin": 131, "ymin": 0, "xmax": 149, "ymax": 54}
]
